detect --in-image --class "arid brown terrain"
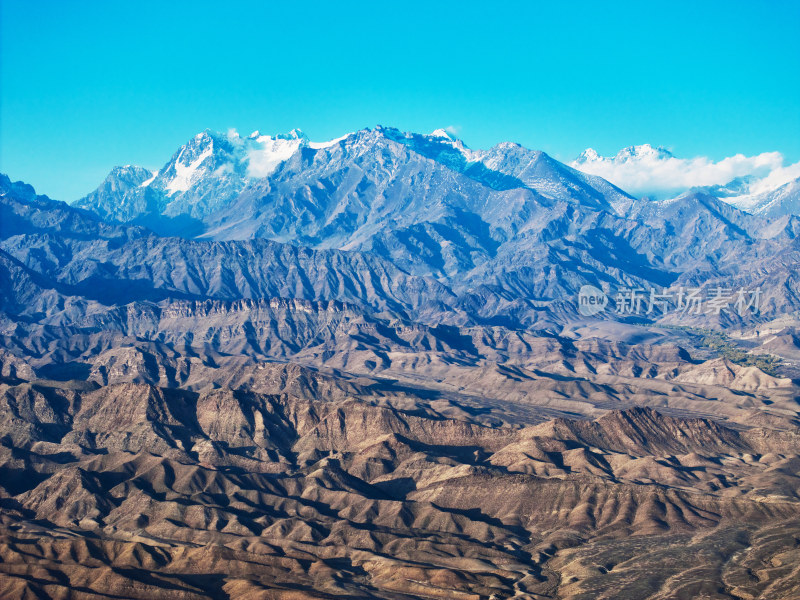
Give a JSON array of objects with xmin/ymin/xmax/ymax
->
[{"xmin": 2, "ymin": 344, "xmax": 800, "ymax": 599}]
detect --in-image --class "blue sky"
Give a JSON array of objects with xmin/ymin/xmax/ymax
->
[{"xmin": 2, "ymin": 0, "xmax": 799, "ymax": 200}]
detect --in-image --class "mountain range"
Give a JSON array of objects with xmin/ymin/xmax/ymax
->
[
  {"xmin": 63, "ymin": 128, "xmax": 800, "ymax": 326},
  {"xmin": 3, "ymin": 127, "xmax": 800, "ymax": 599}
]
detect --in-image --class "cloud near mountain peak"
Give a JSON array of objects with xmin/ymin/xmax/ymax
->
[{"xmin": 571, "ymin": 145, "xmax": 799, "ymax": 199}]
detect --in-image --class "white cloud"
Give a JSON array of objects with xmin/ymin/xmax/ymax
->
[
  {"xmin": 747, "ymin": 160, "xmax": 800, "ymax": 195},
  {"xmin": 245, "ymin": 135, "xmax": 305, "ymax": 178},
  {"xmin": 570, "ymin": 144, "xmax": 798, "ymax": 199}
]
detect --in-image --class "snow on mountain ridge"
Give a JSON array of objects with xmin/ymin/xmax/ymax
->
[
  {"xmin": 725, "ymin": 177, "xmax": 800, "ymax": 216},
  {"xmin": 574, "ymin": 144, "xmax": 674, "ymax": 167},
  {"xmin": 308, "ymin": 134, "xmax": 350, "ymax": 150},
  {"xmin": 76, "ymin": 126, "xmax": 637, "ymax": 228},
  {"xmin": 615, "ymin": 144, "xmax": 674, "ymax": 161},
  {"xmin": 140, "ymin": 170, "xmax": 159, "ymax": 187},
  {"xmin": 246, "ymin": 133, "xmax": 306, "ymax": 178},
  {"xmin": 165, "ymin": 145, "xmax": 214, "ymax": 196},
  {"xmin": 430, "ymin": 128, "xmax": 461, "ymax": 142},
  {"xmin": 147, "ymin": 128, "xmax": 314, "ymax": 200}
]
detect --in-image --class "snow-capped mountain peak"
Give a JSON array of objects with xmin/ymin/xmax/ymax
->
[
  {"xmin": 615, "ymin": 144, "xmax": 673, "ymax": 161},
  {"xmin": 377, "ymin": 126, "xmax": 474, "ymax": 161},
  {"xmin": 430, "ymin": 128, "xmax": 460, "ymax": 142},
  {"xmin": 82, "ymin": 127, "xmax": 345, "ymax": 215},
  {"xmin": 284, "ymin": 128, "xmax": 307, "ymax": 140},
  {"xmin": 574, "ymin": 144, "xmax": 673, "ymax": 166},
  {"xmin": 107, "ymin": 164, "xmax": 153, "ymax": 179},
  {"xmin": 142, "ymin": 128, "xmax": 314, "ymax": 200},
  {"xmin": 98, "ymin": 165, "xmax": 154, "ymax": 192},
  {"xmin": 570, "ymin": 142, "xmax": 800, "ymax": 206},
  {"xmin": 245, "ymin": 132, "xmax": 306, "ymax": 177},
  {"xmin": 575, "ymin": 148, "xmax": 601, "ymax": 163},
  {"xmin": 724, "ymin": 176, "xmax": 800, "ymax": 216}
]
